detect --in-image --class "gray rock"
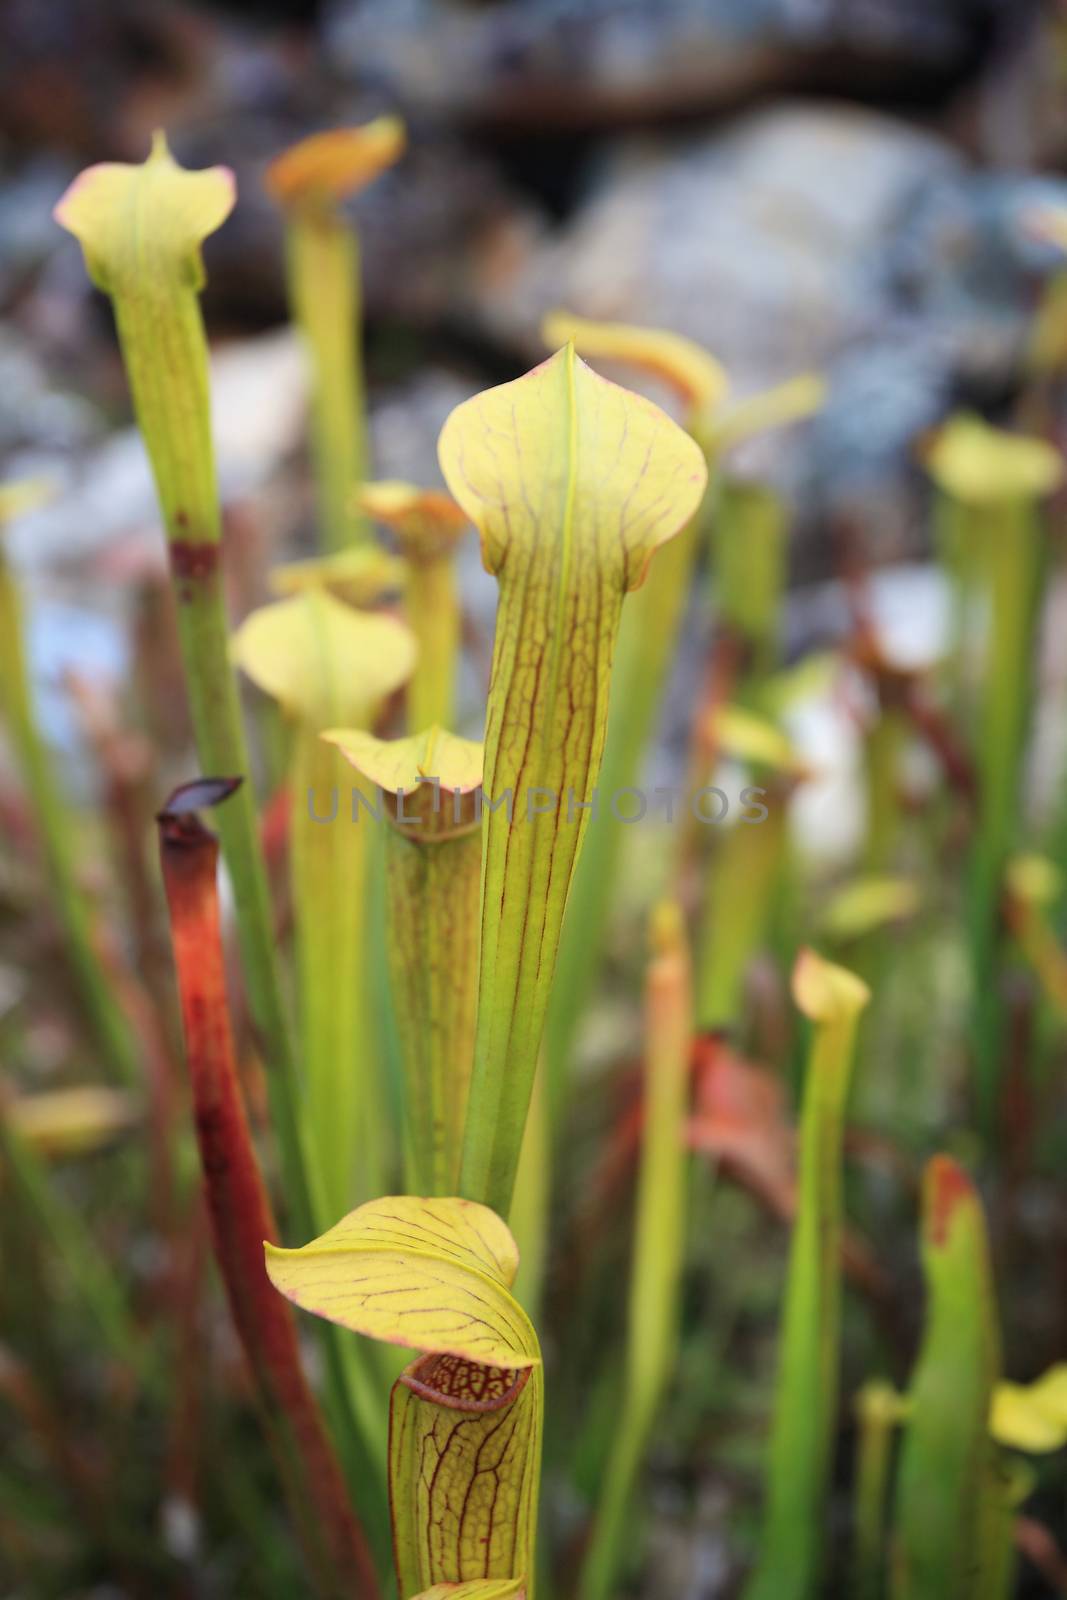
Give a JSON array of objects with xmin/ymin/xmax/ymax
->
[{"xmin": 464, "ymin": 104, "xmax": 1067, "ymax": 553}]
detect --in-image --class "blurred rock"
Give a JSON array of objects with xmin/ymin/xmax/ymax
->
[
  {"xmin": 324, "ymin": 0, "xmax": 1019, "ymax": 128},
  {"xmin": 0, "ymin": 329, "xmax": 101, "ymax": 455},
  {"xmin": 6, "ymin": 328, "xmax": 309, "ymax": 574},
  {"xmin": 465, "ymin": 103, "xmax": 1067, "ymax": 557}
]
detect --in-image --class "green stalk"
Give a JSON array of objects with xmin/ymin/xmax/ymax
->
[
  {"xmin": 746, "ymin": 950, "xmax": 869, "ymax": 1600},
  {"xmin": 0, "ymin": 537, "xmax": 137, "ymax": 1082},
  {"xmin": 265, "ymin": 120, "xmax": 405, "ymax": 552},
  {"xmin": 291, "ymin": 728, "xmax": 372, "ymax": 1216},
  {"xmin": 406, "ymin": 556, "xmax": 460, "ymax": 732},
  {"xmin": 578, "ymin": 904, "xmax": 691, "ymax": 1600},
  {"xmin": 890, "ymin": 1156, "xmax": 1001, "ymax": 1600},
  {"xmin": 968, "ymin": 500, "xmax": 1043, "ymax": 1130},
  {"xmin": 924, "ymin": 417, "xmax": 1062, "ymax": 1133},
  {"xmin": 353, "ymin": 481, "xmax": 471, "ymax": 735},
  {"xmin": 288, "ymin": 212, "xmax": 368, "ymax": 550}
]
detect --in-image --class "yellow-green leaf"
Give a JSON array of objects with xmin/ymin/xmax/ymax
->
[
  {"xmin": 54, "ymin": 130, "xmax": 234, "ymax": 296},
  {"xmin": 232, "ymin": 590, "xmax": 416, "ymax": 727},
  {"xmin": 265, "ymin": 1195, "xmax": 537, "ymax": 1366},
  {"xmin": 439, "ymin": 344, "xmax": 707, "ymax": 1213},
  {"xmin": 991, "ymin": 1367, "xmax": 1067, "ymax": 1454},
  {"xmin": 325, "ymin": 724, "xmax": 483, "ymax": 808},
  {"xmin": 265, "ymin": 118, "xmax": 406, "ymax": 210},
  {"xmin": 924, "ymin": 413, "xmax": 1064, "ymax": 506}
]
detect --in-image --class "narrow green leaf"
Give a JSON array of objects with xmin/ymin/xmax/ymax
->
[
  {"xmin": 356, "ymin": 481, "xmax": 470, "ymax": 732},
  {"xmin": 578, "ymin": 904, "xmax": 692, "ymax": 1600},
  {"xmin": 0, "ymin": 494, "xmax": 138, "ymax": 1083},
  {"xmin": 439, "ymin": 344, "xmax": 707, "ymax": 1213}
]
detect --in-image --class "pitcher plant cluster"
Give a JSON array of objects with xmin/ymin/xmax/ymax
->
[{"xmin": 0, "ymin": 120, "xmax": 1066, "ymax": 1600}]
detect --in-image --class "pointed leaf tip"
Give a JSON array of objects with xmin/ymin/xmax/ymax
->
[{"xmin": 438, "ymin": 345, "xmax": 708, "ymax": 591}]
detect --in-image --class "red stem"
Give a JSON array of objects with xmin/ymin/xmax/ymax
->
[{"xmin": 157, "ymin": 782, "xmax": 379, "ymax": 1600}]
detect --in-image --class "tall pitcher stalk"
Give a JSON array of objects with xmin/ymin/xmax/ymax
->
[
  {"xmin": 266, "ymin": 121, "xmax": 405, "ymax": 551},
  {"xmin": 925, "ymin": 415, "xmax": 1062, "ymax": 1131},
  {"xmin": 439, "ymin": 343, "xmax": 707, "ymax": 1214},
  {"xmin": 55, "ymin": 135, "xmax": 314, "ymax": 1229},
  {"xmin": 231, "ymin": 590, "xmax": 416, "ymax": 1220},
  {"xmin": 325, "ymin": 725, "xmax": 483, "ymax": 1195},
  {"xmin": 747, "ymin": 949, "xmax": 870, "ymax": 1600}
]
